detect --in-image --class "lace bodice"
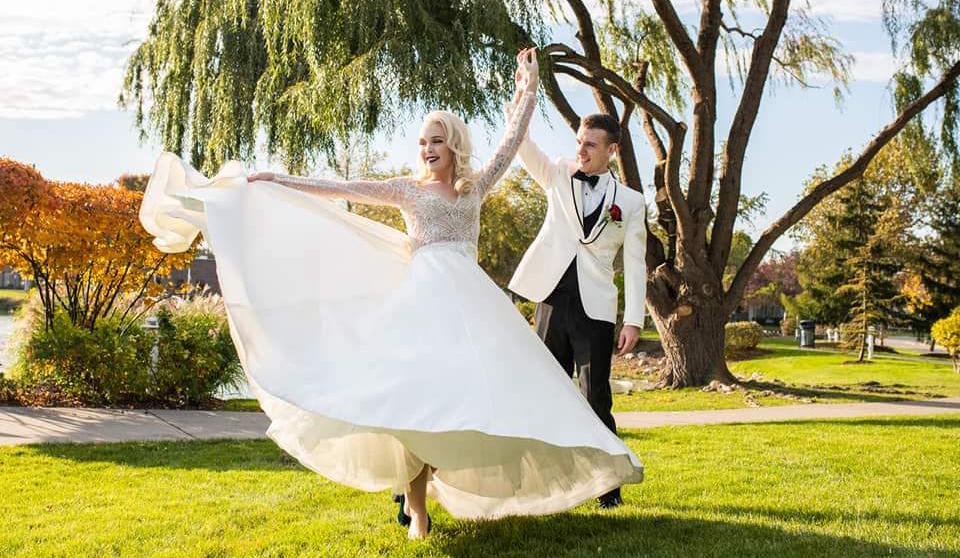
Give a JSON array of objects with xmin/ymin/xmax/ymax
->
[{"xmin": 272, "ymin": 91, "xmax": 536, "ymax": 252}]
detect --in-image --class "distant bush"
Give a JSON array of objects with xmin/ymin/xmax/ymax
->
[
  {"xmin": 725, "ymin": 321, "xmax": 764, "ymax": 353},
  {"xmin": 931, "ymin": 307, "xmax": 960, "ymax": 373},
  {"xmin": 9, "ymin": 295, "xmax": 242, "ymax": 407},
  {"xmin": 0, "ymin": 373, "xmax": 19, "ymax": 403},
  {"xmin": 149, "ymin": 296, "xmax": 243, "ymax": 407},
  {"xmin": 780, "ymin": 315, "xmax": 797, "ymax": 337},
  {"xmin": 11, "ymin": 312, "xmax": 154, "ymax": 406},
  {"xmin": 839, "ymin": 322, "xmax": 864, "ymax": 352}
]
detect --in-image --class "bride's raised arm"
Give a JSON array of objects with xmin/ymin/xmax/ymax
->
[
  {"xmin": 474, "ymin": 48, "xmax": 539, "ymax": 198},
  {"xmin": 249, "ymin": 172, "xmax": 411, "ymax": 209}
]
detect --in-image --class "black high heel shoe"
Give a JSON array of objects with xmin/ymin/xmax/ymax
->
[{"xmin": 394, "ymin": 494, "xmax": 411, "ymax": 527}]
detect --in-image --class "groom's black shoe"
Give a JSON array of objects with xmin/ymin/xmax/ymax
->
[
  {"xmin": 598, "ymin": 488, "xmax": 623, "ymax": 509},
  {"xmin": 394, "ymin": 494, "xmax": 412, "ymax": 526}
]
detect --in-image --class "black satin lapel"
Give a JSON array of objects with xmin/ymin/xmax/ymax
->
[{"xmin": 569, "ymin": 176, "xmax": 586, "ymax": 240}]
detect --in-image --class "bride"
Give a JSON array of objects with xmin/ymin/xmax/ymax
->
[{"xmin": 139, "ymin": 48, "xmax": 642, "ymax": 539}]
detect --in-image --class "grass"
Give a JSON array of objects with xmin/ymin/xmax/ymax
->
[
  {"xmin": 1, "ymin": 415, "xmax": 958, "ymax": 557},
  {"xmin": 730, "ymin": 340, "xmax": 960, "ymax": 395},
  {"xmin": 611, "ymin": 337, "xmax": 960, "ymax": 413},
  {"xmin": 222, "ymin": 339, "xmax": 960, "ymax": 415},
  {"xmin": 218, "ymin": 398, "xmax": 263, "ymax": 412}
]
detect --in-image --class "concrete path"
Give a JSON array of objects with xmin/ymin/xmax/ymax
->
[
  {"xmin": 0, "ymin": 407, "xmax": 270, "ymax": 446},
  {"xmin": 615, "ymin": 397, "xmax": 960, "ymax": 428},
  {"xmin": 2, "ymin": 398, "xmax": 959, "ymax": 446}
]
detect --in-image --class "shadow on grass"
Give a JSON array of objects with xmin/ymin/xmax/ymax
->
[
  {"xmin": 739, "ymin": 379, "xmax": 945, "ymax": 404},
  {"xmin": 28, "ymin": 438, "xmax": 300, "ymax": 471},
  {"xmin": 760, "ymin": 416, "xmax": 960, "ymax": 429},
  {"xmin": 616, "ymin": 416, "xmax": 960, "ymax": 439},
  {"xmin": 436, "ymin": 513, "xmax": 959, "ymax": 558},
  {"xmin": 664, "ymin": 502, "xmax": 960, "ymax": 533}
]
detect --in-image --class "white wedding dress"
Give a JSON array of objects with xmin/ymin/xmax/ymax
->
[{"xmin": 138, "ymin": 91, "xmax": 643, "ymax": 519}]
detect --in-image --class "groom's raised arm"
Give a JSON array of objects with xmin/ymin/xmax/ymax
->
[
  {"xmin": 622, "ymin": 202, "xmax": 648, "ymax": 328},
  {"xmin": 516, "ymin": 134, "xmax": 564, "ymax": 191}
]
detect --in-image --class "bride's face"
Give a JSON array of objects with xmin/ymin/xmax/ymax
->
[{"xmin": 418, "ymin": 122, "xmax": 453, "ymax": 175}]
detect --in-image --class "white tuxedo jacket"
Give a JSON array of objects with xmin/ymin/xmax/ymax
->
[{"xmin": 508, "ymin": 138, "xmax": 648, "ymax": 327}]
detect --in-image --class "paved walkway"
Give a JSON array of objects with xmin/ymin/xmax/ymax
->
[
  {"xmin": 615, "ymin": 397, "xmax": 960, "ymax": 428},
  {"xmin": 2, "ymin": 398, "xmax": 960, "ymax": 446}
]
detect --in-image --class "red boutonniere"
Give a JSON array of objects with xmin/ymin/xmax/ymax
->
[{"xmin": 607, "ymin": 204, "xmax": 623, "ymax": 224}]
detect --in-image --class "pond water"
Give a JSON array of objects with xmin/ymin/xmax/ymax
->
[{"xmin": 0, "ymin": 313, "xmax": 15, "ymax": 372}]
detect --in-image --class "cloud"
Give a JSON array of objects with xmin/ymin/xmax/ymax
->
[
  {"xmin": 805, "ymin": 0, "xmax": 882, "ymax": 22},
  {"xmin": 849, "ymin": 51, "xmax": 898, "ymax": 83},
  {"xmin": 625, "ymin": 0, "xmax": 880, "ymax": 22},
  {"xmin": 0, "ymin": 0, "xmax": 155, "ymax": 120}
]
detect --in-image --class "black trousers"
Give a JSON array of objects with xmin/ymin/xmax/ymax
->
[{"xmin": 534, "ymin": 295, "xmax": 617, "ymax": 435}]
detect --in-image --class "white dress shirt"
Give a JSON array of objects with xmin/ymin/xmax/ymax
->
[{"xmin": 579, "ymin": 172, "xmax": 610, "ymax": 216}]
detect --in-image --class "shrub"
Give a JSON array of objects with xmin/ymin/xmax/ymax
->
[
  {"xmin": 9, "ymin": 294, "xmax": 242, "ymax": 407},
  {"xmin": 931, "ymin": 307, "xmax": 960, "ymax": 373},
  {"xmin": 725, "ymin": 321, "xmax": 764, "ymax": 353},
  {"xmin": 780, "ymin": 314, "xmax": 797, "ymax": 337},
  {"xmin": 0, "ymin": 373, "xmax": 19, "ymax": 403},
  {"xmin": 11, "ymin": 312, "xmax": 154, "ymax": 406},
  {"xmin": 150, "ymin": 296, "xmax": 243, "ymax": 407},
  {"xmin": 839, "ymin": 322, "xmax": 864, "ymax": 352}
]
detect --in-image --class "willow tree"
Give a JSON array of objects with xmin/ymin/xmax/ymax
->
[
  {"xmin": 121, "ymin": 0, "xmax": 542, "ymax": 174},
  {"xmin": 123, "ymin": 0, "xmax": 960, "ymax": 387}
]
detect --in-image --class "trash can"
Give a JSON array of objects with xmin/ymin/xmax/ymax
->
[{"xmin": 799, "ymin": 320, "xmax": 816, "ymax": 348}]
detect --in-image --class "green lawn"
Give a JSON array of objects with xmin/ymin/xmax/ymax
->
[
  {"xmin": 221, "ymin": 340, "xmax": 958, "ymax": 414},
  {"xmin": 612, "ymin": 337, "xmax": 960, "ymax": 413},
  {"xmin": 730, "ymin": 339, "xmax": 960, "ymax": 396},
  {"xmin": 2, "ymin": 415, "xmax": 957, "ymax": 557}
]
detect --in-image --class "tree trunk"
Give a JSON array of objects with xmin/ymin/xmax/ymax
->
[{"xmin": 647, "ymin": 256, "xmax": 737, "ymax": 387}]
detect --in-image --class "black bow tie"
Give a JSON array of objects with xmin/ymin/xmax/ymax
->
[{"xmin": 573, "ymin": 170, "xmax": 600, "ymax": 188}]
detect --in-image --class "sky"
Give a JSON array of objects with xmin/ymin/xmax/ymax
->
[{"xmin": 0, "ymin": 1, "xmax": 920, "ymax": 250}]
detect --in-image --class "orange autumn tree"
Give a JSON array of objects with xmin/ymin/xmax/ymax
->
[{"xmin": 0, "ymin": 158, "xmax": 194, "ymax": 330}]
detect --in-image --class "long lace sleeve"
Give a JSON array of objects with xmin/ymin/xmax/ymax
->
[
  {"xmin": 474, "ymin": 90, "xmax": 537, "ymax": 198},
  {"xmin": 270, "ymin": 174, "xmax": 411, "ymax": 208}
]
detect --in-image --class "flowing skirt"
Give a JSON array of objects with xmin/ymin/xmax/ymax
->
[{"xmin": 140, "ymin": 153, "xmax": 643, "ymax": 518}]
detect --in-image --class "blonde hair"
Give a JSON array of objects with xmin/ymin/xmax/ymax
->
[{"xmin": 417, "ymin": 111, "xmax": 476, "ymax": 194}]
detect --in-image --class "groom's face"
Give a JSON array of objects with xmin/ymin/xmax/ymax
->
[{"xmin": 575, "ymin": 126, "xmax": 617, "ymax": 176}]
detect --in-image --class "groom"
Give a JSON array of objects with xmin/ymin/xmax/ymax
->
[{"xmin": 508, "ymin": 112, "xmax": 647, "ymax": 509}]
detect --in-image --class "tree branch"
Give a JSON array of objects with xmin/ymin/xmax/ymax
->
[
  {"xmin": 564, "ymin": 0, "xmax": 643, "ymax": 188},
  {"xmin": 720, "ymin": 19, "xmax": 812, "ymax": 86},
  {"xmin": 635, "ymin": 61, "xmax": 674, "ymax": 264},
  {"xmin": 685, "ymin": 0, "xmax": 722, "ymax": 214},
  {"xmin": 725, "ymin": 59, "xmax": 960, "ymax": 314},
  {"xmin": 651, "ymin": 0, "xmax": 702, "ymax": 77},
  {"xmin": 697, "ymin": 0, "xmax": 723, "ymax": 57},
  {"xmin": 711, "ymin": 0, "xmax": 791, "ymax": 275},
  {"xmin": 542, "ymin": 59, "xmax": 581, "ymax": 132},
  {"xmin": 545, "ymin": 45, "xmax": 680, "ymax": 138},
  {"xmin": 552, "ymin": 64, "xmax": 625, "ymax": 102}
]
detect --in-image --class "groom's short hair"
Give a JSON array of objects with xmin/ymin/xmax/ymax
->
[{"xmin": 580, "ymin": 114, "xmax": 621, "ymax": 145}]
